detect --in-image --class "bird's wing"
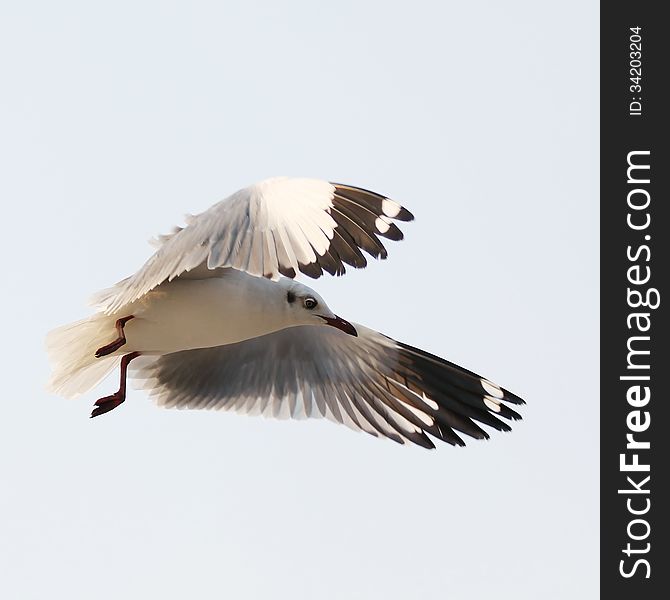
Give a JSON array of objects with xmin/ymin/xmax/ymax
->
[
  {"xmin": 132, "ymin": 325, "xmax": 524, "ymax": 449},
  {"xmin": 97, "ymin": 177, "xmax": 412, "ymax": 314}
]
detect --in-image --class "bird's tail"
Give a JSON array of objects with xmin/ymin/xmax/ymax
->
[{"xmin": 46, "ymin": 313, "xmax": 121, "ymax": 399}]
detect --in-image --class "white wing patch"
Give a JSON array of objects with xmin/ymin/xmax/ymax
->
[{"xmin": 482, "ymin": 379, "xmax": 504, "ymax": 399}]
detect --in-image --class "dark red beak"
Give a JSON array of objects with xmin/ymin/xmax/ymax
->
[{"xmin": 322, "ymin": 315, "xmax": 358, "ymax": 337}]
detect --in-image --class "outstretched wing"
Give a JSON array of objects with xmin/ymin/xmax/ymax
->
[
  {"xmin": 98, "ymin": 177, "xmax": 412, "ymax": 314},
  {"xmin": 132, "ymin": 325, "xmax": 524, "ymax": 449}
]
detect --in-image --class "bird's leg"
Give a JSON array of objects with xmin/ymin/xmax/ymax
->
[
  {"xmin": 95, "ymin": 315, "xmax": 135, "ymax": 358},
  {"xmin": 90, "ymin": 351, "xmax": 141, "ymax": 418}
]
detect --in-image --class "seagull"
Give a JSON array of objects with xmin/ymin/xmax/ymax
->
[{"xmin": 46, "ymin": 176, "xmax": 524, "ymax": 448}]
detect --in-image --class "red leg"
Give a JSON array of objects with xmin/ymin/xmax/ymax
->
[
  {"xmin": 95, "ymin": 315, "xmax": 135, "ymax": 358},
  {"xmin": 90, "ymin": 351, "xmax": 140, "ymax": 418}
]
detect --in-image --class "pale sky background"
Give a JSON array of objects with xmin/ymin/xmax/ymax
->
[{"xmin": 0, "ymin": 2, "xmax": 599, "ymax": 599}]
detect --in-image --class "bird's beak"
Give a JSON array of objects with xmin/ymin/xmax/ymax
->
[{"xmin": 322, "ymin": 315, "xmax": 358, "ymax": 337}]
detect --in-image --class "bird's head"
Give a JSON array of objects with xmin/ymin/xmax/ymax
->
[{"xmin": 282, "ymin": 280, "xmax": 357, "ymax": 336}]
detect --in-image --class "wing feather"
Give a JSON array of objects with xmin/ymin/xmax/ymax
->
[
  {"xmin": 132, "ymin": 325, "xmax": 524, "ymax": 448},
  {"xmin": 97, "ymin": 177, "xmax": 413, "ymax": 314}
]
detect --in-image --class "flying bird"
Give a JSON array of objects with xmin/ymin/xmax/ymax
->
[{"xmin": 46, "ymin": 177, "xmax": 524, "ymax": 448}]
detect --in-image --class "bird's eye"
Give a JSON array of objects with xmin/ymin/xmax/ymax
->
[{"xmin": 304, "ymin": 297, "xmax": 318, "ymax": 310}]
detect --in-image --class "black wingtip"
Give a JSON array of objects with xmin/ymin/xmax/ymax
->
[
  {"xmin": 393, "ymin": 340, "xmax": 525, "ymax": 443},
  {"xmin": 502, "ymin": 389, "xmax": 526, "ymax": 405},
  {"xmin": 394, "ymin": 206, "xmax": 414, "ymax": 222}
]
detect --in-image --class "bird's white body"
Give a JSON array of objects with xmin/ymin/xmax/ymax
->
[{"xmin": 118, "ymin": 272, "xmax": 310, "ymax": 355}]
